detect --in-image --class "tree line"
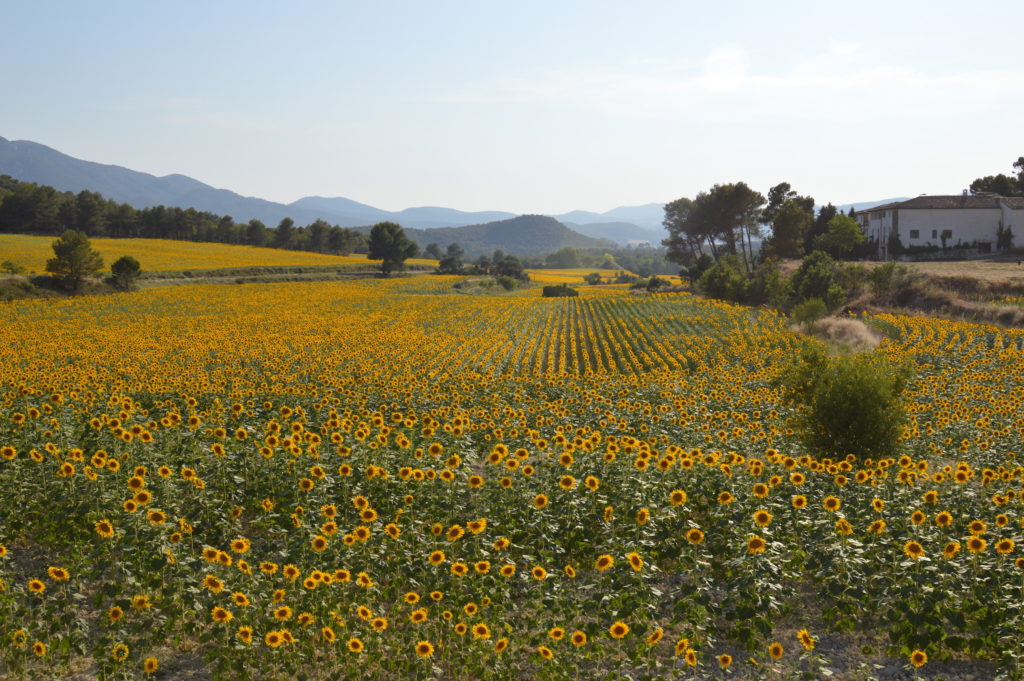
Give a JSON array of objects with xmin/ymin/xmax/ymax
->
[
  {"xmin": 0, "ymin": 175, "xmax": 367, "ymax": 256},
  {"xmin": 662, "ymin": 181, "xmax": 871, "ymax": 272}
]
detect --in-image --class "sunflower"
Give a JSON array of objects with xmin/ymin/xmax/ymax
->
[
  {"xmin": 532, "ymin": 566, "xmax": 547, "ymax": 580},
  {"xmin": 47, "ymin": 566, "xmax": 69, "ymax": 581},
  {"xmin": 451, "ymin": 562, "xmax": 468, "ymax": 577},
  {"xmin": 143, "ymin": 656, "xmax": 158, "ymax": 673},
  {"xmin": 935, "ymin": 511, "xmax": 953, "ymax": 527},
  {"xmin": 230, "ymin": 537, "xmax": 251, "ymax": 554},
  {"xmin": 500, "ymin": 564, "xmax": 516, "ymax": 578},
  {"xmin": 537, "ymin": 645, "xmax": 554, "ymax": 659},
  {"xmin": 967, "ymin": 536, "xmax": 987, "ymax": 554},
  {"xmin": 211, "ymin": 606, "xmax": 233, "ymax": 623},
  {"xmin": 746, "ymin": 535, "xmax": 767, "ymax": 555},
  {"xmin": 717, "ymin": 491, "xmax": 734, "ymax": 505},
  {"xmin": 595, "ymin": 554, "xmax": 615, "ymax": 571},
  {"xmin": 311, "ymin": 535, "xmax": 328, "ymax": 552},
  {"xmin": 636, "ymin": 508, "xmax": 650, "ymax": 525},
  {"xmin": 112, "ymin": 643, "xmax": 129, "ymax": 662},
  {"xmin": 203, "ymin": 574, "xmax": 224, "ymax": 593},
  {"xmin": 910, "ymin": 649, "xmax": 927, "ymax": 667},
  {"xmin": 347, "ymin": 637, "xmax": 365, "ymax": 653},
  {"xmin": 409, "ymin": 608, "xmax": 428, "ymax": 623},
  {"xmin": 685, "ymin": 648, "xmax": 698, "ymax": 666},
  {"xmin": 472, "ymin": 623, "xmax": 491, "ymax": 640},
  {"xmin": 428, "ymin": 550, "xmax": 446, "ymax": 565},
  {"xmin": 823, "ymin": 496, "xmax": 841, "ymax": 512},
  {"xmin": 463, "ymin": 602, "xmax": 478, "ymax": 616},
  {"xmin": 768, "ymin": 641, "xmax": 783, "ymax": 659},
  {"xmin": 910, "ymin": 510, "xmax": 926, "ymax": 525},
  {"xmin": 626, "ymin": 552, "xmax": 643, "ymax": 571},
  {"xmin": 415, "ymin": 640, "xmax": 434, "ymax": 658},
  {"xmin": 903, "ymin": 540, "xmax": 925, "ymax": 560},
  {"xmin": 646, "ymin": 627, "xmax": 664, "ymax": 645},
  {"xmin": 564, "ymin": 564, "xmax": 576, "ymax": 578},
  {"xmin": 791, "ymin": 495, "xmax": 807, "ymax": 509},
  {"xmin": 533, "ymin": 494, "xmax": 549, "ymax": 509},
  {"xmin": 719, "ymin": 654, "xmax": 732, "ymax": 669},
  {"xmin": 33, "ymin": 641, "xmax": 46, "ymax": 657},
  {"xmin": 371, "ymin": 617, "xmax": 388, "ymax": 631},
  {"xmin": 95, "ymin": 519, "xmax": 115, "ymax": 537},
  {"xmin": 669, "ymin": 489, "xmax": 687, "ymax": 506},
  {"xmin": 943, "ymin": 541, "xmax": 961, "ymax": 558},
  {"xmin": 27, "ymin": 579, "xmax": 45, "ymax": 594},
  {"xmin": 608, "ymin": 621, "xmax": 630, "ymax": 639},
  {"xmin": 108, "ymin": 606, "xmax": 124, "ymax": 622},
  {"xmin": 968, "ymin": 520, "xmax": 987, "ymax": 536},
  {"xmin": 686, "ymin": 528, "xmax": 705, "ymax": 544},
  {"xmin": 995, "ymin": 538, "xmax": 1015, "ymax": 554},
  {"xmin": 752, "ymin": 509, "xmax": 772, "ymax": 527},
  {"xmin": 675, "ymin": 638, "xmax": 689, "ymax": 655},
  {"xmin": 264, "ymin": 630, "xmax": 283, "ymax": 648},
  {"xmin": 797, "ymin": 628, "xmax": 815, "ymax": 650}
]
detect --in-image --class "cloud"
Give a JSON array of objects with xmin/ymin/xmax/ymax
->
[{"xmin": 434, "ymin": 43, "xmax": 1024, "ymax": 123}]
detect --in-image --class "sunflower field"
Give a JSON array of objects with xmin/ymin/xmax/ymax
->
[{"xmin": 0, "ymin": 276, "xmax": 1022, "ymax": 680}]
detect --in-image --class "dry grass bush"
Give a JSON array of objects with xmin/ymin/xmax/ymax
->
[{"xmin": 795, "ymin": 316, "xmax": 882, "ymax": 351}]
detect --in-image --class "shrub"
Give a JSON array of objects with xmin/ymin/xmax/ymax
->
[
  {"xmin": 110, "ymin": 255, "xmax": 142, "ymax": 291},
  {"xmin": 542, "ymin": 284, "xmax": 578, "ymax": 298},
  {"xmin": 697, "ymin": 255, "xmax": 748, "ymax": 302},
  {"xmin": 1, "ymin": 260, "xmax": 25, "ymax": 275},
  {"xmin": 496, "ymin": 275, "xmax": 516, "ymax": 291},
  {"xmin": 45, "ymin": 230, "xmax": 104, "ymax": 292},
  {"xmin": 779, "ymin": 345, "xmax": 910, "ymax": 461},
  {"xmin": 646, "ymin": 275, "xmax": 671, "ymax": 291},
  {"xmin": 583, "ymin": 272, "xmax": 602, "ymax": 285},
  {"xmin": 790, "ymin": 250, "xmax": 844, "ymax": 309},
  {"xmin": 791, "ymin": 298, "xmax": 827, "ymax": 333}
]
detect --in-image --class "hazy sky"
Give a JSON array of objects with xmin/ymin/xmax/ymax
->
[{"xmin": 3, "ymin": 1, "xmax": 1022, "ymax": 214}]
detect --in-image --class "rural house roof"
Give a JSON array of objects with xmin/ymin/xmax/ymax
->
[{"xmin": 862, "ymin": 195, "xmax": 1024, "ymax": 212}]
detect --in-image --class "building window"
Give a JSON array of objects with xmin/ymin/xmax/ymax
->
[
  {"xmin": 941, "ymin": 229, "xmax": 953, "ymax": 239},
  {"xmin": 931, "ymin": 230, "xmax": 937, "ymax": 239},
  {"xmin": 909, "ymin": 230, "xmax": 920, "ymax": 239}
]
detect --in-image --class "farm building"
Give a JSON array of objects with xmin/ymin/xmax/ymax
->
[{"xmin": 858, "ymin": 193, "xmax": 1024, "ymax": 259}]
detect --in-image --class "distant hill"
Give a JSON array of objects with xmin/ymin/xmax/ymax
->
[
  {"xmin": 553, "ymin": 203, "xmax": 665, "ymax": 231},
  {"xmin": 0, "ymin": 136, "xmax": 335, "ymax": 226},
  {"xmin": 833, "ymin": 198, "xmax": 910, "ymax": 214},
  {"xmin": 356, "ymin": 215, "xmax": 616, "ymax": 257},
  {"xmin": 563, "ymin": 221, "xmax": 663, "ymax": 246}
]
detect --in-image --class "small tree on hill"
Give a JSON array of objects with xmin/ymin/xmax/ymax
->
[
  {"xmin": 46, "ymin": 229, "xmax": 104, "ymax": 292},
  {"xmin": 368, "ymin": 222, "xmax": 419, "ymax": 276},
  {"xmin": 110, "ymin": 255, "xmax": 142, "ymax": 291}
]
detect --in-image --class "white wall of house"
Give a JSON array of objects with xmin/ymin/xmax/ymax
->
[{"xmin": 898, "ymin": 209, "xmax": 999, "ymax": 247}]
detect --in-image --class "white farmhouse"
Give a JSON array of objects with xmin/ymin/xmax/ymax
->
[{"xmin": 858, "ymin": 194, "xmax": 1024, "ymax": 259}]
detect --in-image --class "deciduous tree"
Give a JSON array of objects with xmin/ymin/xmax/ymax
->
[{"xmin": 368, "ymin": 221, "xmax": 418, "ymax": 276}]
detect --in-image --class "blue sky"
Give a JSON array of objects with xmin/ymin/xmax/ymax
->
[{"xmin": 2, "ymin": 1, "xmax": 1022, "ymax": 214}]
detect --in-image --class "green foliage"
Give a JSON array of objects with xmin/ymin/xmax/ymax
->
[
  {"xmin": 545, "ymin": 246, "xmax": 581, "ymax": 269},
  {"xmin": 541, "ymin": 284, "xmax": 579, "ymax": 297},
  {"xmin": 813, "ymin": 214, "xmax": 866, "ymax": 259},
  {"xmin": 697, "ymin": 254, "xmax": 748, "ymax": 302},
  {"xmin": 646, "ymin": 275, "xmax": 671, "ymax": 291},
  {"xmin": 780, "ymin": 344, "xmax": 911, "ymax": 460},
  {"xmin": 109, "ymin": 255, "xmax": 142, "ymax": 291},
  {"xmin": 583, "ymin": 272, "xmax": 603, "ymax": 285},
  {"xmin": 494, "ymin": 255, "xmax": 527, "ymax": 281},
  {"xmin": 764, "ymin": 199, "xmax": 812, "ymax": 259},
  {"xmin": 45, "ymin": 229, "xmax": 104, "ymax": 291},
  {"xmin": 791, "ymin": 298, "xmax": 827, "ymax": 333},
  {"xmin": 887, "ymin": 229, "xmax": 905, "ymax": 258},
  {"xmin": 996, "ymin": 222, "xmax": 1014, "ymax": 250},
  {"xmin": 1, "ymin": 259, "xmax": 25, "ymax": 274},
  {"xmin": 663, "ymin": 183, "xmax": 765, "ymax": 268},
  {"xmin": 368, "ymin": 222, "xmax": 419, "ymax": 276},
  {"xmin": 790, "ymin": 250, "xmax": 844, "ymax": 309},
  {"xmin": 747, "ymin": 258, "xmax": 791, "ymax": 308},
  {"xmin": 495, "ymin": 274, "xmax": 516, "ymax": 291}
]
